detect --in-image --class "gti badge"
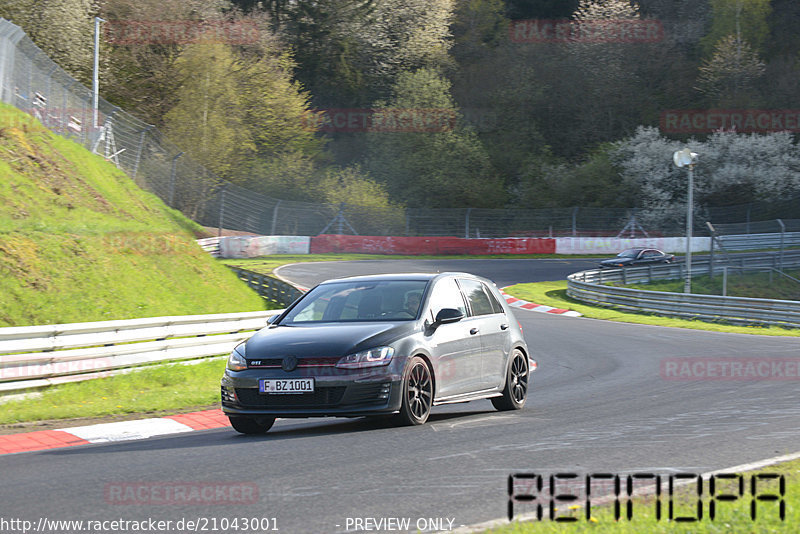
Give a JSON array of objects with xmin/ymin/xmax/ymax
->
[{"xmin": 282, "ymin": 355, "xmax": 298, "ymax": 372}]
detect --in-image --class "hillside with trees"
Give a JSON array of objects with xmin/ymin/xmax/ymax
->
[{"xmin": 2, "ymin": 0, "xmax": 799, "ymax": 217}]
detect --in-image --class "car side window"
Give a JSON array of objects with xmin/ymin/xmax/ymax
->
[
  {"xmin": 427, "ymin": 278, "xmax": 467, "ymax": 321},
  {"xmin": 459, "ymin": 279, "xmax": 495, "ymax": 316},
  {"xmin": 485, "ymin": 284, "xmax": 506, "ymax": 314}
]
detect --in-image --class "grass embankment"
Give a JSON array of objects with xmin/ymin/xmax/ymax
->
[
  {"xmin": 491, "ymin": 458, "xmax": 799, "ymax": 533},
  {"xmin": 0, "ymin": 103, "xmax": 266, "ymax": 326},
  {"xmin": 504, "ymin": 281, "xmax": 800, "ymax": 336},
  {"xmin": 626, "ymin": 269, "xmax": 800, "ymax": 301},
  {"xmin": 0, "ymin": 358, "xmax": 225, "ymax": 426}
]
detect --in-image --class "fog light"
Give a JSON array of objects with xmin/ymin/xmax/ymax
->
[
  {"xmin": 378, "ymin": 382, "xmax": 391, "ymax": 400},
  {"xmin": 221, "ymin": 386, "xmax": 237, "ymax": 403}
]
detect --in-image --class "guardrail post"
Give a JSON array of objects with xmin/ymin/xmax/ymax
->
[
  {"xmin": 572, "ymin": 207, "xmax": 578, "ymax": 236},
  {"xmin": 622, "ymin": 267, "xmax": 627, "ymax": 285},
  {"xmin": 722, "ymin": 266, "xmax": 728, "ymax": 296},
  {"xmin": 708, "ymin": 234, "xmax": 714, "ymax": 279},
  {"xmin": 777, "ymin": 219, "xmax": 785, "ymax": 271}
]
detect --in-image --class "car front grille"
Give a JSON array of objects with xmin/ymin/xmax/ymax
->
[
  {"xmin": 233, "ymin": 382, "xmax": 391, "ymax": 408},
  {"xmin": 235, "ymin": 387, "xmax": 346, "ymax": 407}
]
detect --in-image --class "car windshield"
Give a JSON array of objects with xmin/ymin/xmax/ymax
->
[
  {"xmin": 279, "ymin": 280, "xmax": 429, "ymax": 324},
  {"xmin": 617, "ymin": 249, "xmax": 641, "ymax": 258}
]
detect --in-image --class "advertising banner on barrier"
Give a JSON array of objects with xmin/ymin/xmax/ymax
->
[
  {"xmin": 219, "ymin": 236, "xmax": 310, "ymax": 258},
  {"xmin": 310, "ymin": 235, "xmax": 555, "ymax": 255},
  {"xmin": 555, "ymin": 237, "xmax": 710, "ymax": 254}
]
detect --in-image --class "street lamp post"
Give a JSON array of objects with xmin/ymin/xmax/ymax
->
[
  {"xmin": 93, "ymin": 16, "xmax": 106, "ymax": 131},
  {"xmin": 673, "ymin": 148, "xmax": 698, "ymax": 293}
]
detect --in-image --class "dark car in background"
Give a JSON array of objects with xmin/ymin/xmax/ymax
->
[
  {"xmin": 598, "ymin": 248, "xmax": 675, "ymax": 268},
  {"xmin": 221, "ymin": 272, "xmax": 533, "ymax": 434}
]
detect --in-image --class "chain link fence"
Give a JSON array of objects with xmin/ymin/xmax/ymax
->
[{"xmin": 1, "ymin": 18, "xmax": 798, "ymax": 239}]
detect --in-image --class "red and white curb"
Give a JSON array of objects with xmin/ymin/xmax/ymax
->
[
  {"xmin": 0, "ymin": 409, "xmax": 229, "ymax": 456},
  {"xmin": 500, "ymin": 288, "xmax": 581, "ymax": 317}
]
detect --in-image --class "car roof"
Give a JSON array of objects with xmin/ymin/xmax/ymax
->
[{"xmin": 317, "ymin": 272, "xmax": 486, "ymax": 285}]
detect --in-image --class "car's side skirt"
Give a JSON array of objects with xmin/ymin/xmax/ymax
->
[{"xmin": 433, "ymin": 388, "xmax": 502, "ymax": 406}]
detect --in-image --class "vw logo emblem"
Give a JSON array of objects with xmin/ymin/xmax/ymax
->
[{"xmin": 282, "ymin": 356, "xmax": 298, "ymax": 372}]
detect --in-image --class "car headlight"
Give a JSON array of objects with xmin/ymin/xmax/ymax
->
[
  {"xmin": 336, "ymin": 346, "xmax": 394, "ymax": 369},
  {"xmin": 227, "ymin": 343, "xmax": 248, "ymax": 371}
]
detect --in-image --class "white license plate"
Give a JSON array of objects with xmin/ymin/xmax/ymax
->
[{"xmin": 259, "ymin": 378, "xmax": 315, "ymax": 394}]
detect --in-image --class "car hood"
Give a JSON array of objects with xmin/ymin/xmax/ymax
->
[{"xmin": 244, "ymin": 322, "xmax": 414, "ymax": 358}]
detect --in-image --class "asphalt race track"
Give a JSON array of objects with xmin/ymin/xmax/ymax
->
[{"xmin": 1, "ymin": 258, "xmax": 799, "ymax": 533}]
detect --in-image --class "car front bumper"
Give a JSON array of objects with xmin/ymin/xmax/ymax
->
[{"xmin": 220, "ymin": 373, "xmax": 404, "ymax": 418}]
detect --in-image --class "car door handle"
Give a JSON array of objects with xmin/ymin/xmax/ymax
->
[
  {"xmin": 470, "ymin": 328, "xmax": 479, "ymax": 335},
  {"xmin": 500, "ymin": 324, "xmax": 509, "ymax": 330}
]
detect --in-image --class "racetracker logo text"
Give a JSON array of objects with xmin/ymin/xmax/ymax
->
[
  {"xmin": 105, "ymin": 482, "xmax": 259, "ymax": 505},
  {"xmin": 661, "ymin": 358, "xmax": 800, "ymax": 381},
  {"xmin": 660, "ymin": 110, "xmax": 800, "ymax": 133},
  {"xmin": 510, "ymin": 19, "xmax": 664, "ymax": 44}
]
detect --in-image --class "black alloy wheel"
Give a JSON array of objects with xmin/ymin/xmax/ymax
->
[
  {"xmin": 492, "ymin": 349, "xmax": 529, "ymax": 411},
  {"xmin": 397, "ymin": 356, "xmax": 433, "ymax": 425}
]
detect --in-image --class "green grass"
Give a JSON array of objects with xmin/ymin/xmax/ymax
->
[
  {"xmin": 504, "ymin": 281, "xmax": 800, "ymax": 336},
  {"xmin": 0, "ymin": 358, "xmax": 226, "ymax": 425},
  {"xmin": 0, "ymin": 103, "xmax": 267, "ymax": 326},
  {"xmin": 625, "ymin": 270, "xmax": 800, "ymax": 301},
  {"xmin": 492, "ymin": 459, "xmax": 799, "ymax": 533}
]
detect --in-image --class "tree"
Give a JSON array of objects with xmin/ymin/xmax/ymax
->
[
  {"xmin": 366, "ymin": 68, "xmax": 505, "ymax": 208},
  {"xmin": 613, "ymin": 126, "xmax": 800, "ymax": 228},
  {"xmin": 356, "ymin": 0, "xmax": 454, "ymax": 97},
  {"xmin": 564, "ymin": 0, "xmax": 650, "ymax": 143},
  {"xmin": 700, "ymin": 0, "xmax": 771, "ymax": 55},
  {"xmin": 1, "ymin": 0, "xmax": 98, "ymax": 84},
  {"xmin": 163, "ymin": 42, "xmax": 251, "ymax": 180},
  {"xmin": 696, "ymin": 35, "xmax": 765, "ymax": 106},
  {"xmin": 276, "ymin": 0, "xmax": 376, "ymax": 106},
  {"xmin": 100, "ymin": 0, "xmax": 236, "ymax": 126}
]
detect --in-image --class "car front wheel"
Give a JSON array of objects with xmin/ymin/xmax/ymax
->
[
  {"xmin": 396, "ymin": 356, "xmax": 433, "ymax": 426},
  {"xmin": 229, "ymin": 416, "xmax": 276, "ymax": 434},
  {"xmin": 492, "ymin": 349, "xmax": 529, "ymax": 411}
]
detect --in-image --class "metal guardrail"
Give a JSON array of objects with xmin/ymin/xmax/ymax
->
[
  {"xmin": 227, "ymin": 267, "xmax": 304, "ymax": 307},
  {"xmin": 719, "ymin": 232, "xmax": 800, "ymax": 251},
  {"xmin": 568, "ymin": 251, "xmax": 800, "ymax": 328},
  {"xmin": 0, "ymin": 311, "xmax": 279, "ymax": 393}
]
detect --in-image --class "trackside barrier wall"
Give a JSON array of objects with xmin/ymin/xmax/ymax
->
[
  {"xmin": 0, "ymin": 311, "xmax": 279, "ymax": 393},
  {"xmin": 310, "ymin": 235, "xmax": 556, "ymax": 255},
  {"xmin": 567, "ymin": 250, "xmax": 800, "ymax": 327},
  {"xmin": 555, "ymin": 237, "xmax": 710, "ymax": 254},
  {"xmin": 219, "ymin": 236, "xmax": 311, "ymax": 258}
]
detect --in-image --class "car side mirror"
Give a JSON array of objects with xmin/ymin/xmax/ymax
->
[{"xmin": 434, "ymin": 308, "xmax": 464, "ymax": 325}]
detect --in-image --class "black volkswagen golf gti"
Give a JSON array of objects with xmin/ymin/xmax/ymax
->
[{"xmin": 221, "ymin": 272, "xmax": 533, "ymax": 434}]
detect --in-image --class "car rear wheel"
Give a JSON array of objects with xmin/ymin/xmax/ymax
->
[
  {"xmin": 396, "ymin": 357, "xmax": 433, "ymax": 426},
  {"xmin": 492, "ymin": 349, "xmax": 529, "ymax": 411},
  {"xmin": 229, "ymin": 416, "xmax": 276, "ymax": 434}
]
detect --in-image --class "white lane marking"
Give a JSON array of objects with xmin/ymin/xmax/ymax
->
[{"xmin": 55, "ymin": 418, "xmax": 194, "ymax": 443}]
